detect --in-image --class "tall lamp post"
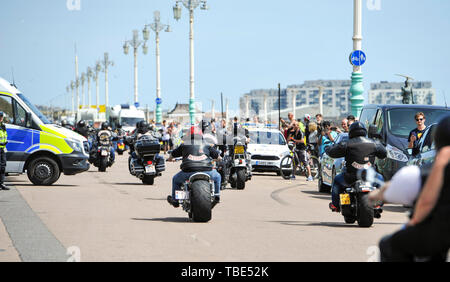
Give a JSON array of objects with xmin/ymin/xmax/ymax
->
[
  {"xmin": 94, "ymin": 61, "xmax": 102, "ymax": 111},
  {"xmin": 75, "ymin": 78, "xmax": 80, "ymax": 112},
  {"xmin": 349, "ymin": 0, "xmax": 365, "ymax": 117},
  {"xmin": 123, "ymin": 30, "xmax": 147, "ymax": 108},
  {"xmin": 143, "ymin": 11, "xmax": 171, "ymax": 125},
  {"xmin": 80, "ymin": 72, "xmax": 86, "ymax": 109},
  {"xmin": 87, "ymin": 67, "xmax": 93, "ymax": 109},
  {"xmin": 69, "ymin": 81, "xmax": 75, "ymax": 115},
  {"xmin": 102, "ymin": 52, "xmax": 114, "ymax": 108},
  {"xmin": 173, "ymin": 0, "xmax": 209, "ymax": 124}
]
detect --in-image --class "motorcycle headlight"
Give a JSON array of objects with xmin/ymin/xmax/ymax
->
[
  {"xmin": 386, "ymin": 144, "xmax": 408, "ymax": 163},
  {"xmin": 66, "ymin": 138, "xmax": 83, "ymax": 153}
]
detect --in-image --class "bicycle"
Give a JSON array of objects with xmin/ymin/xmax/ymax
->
[{"xmin": 280, "ymin": 142, "xmax": 320, "ymax": 180}]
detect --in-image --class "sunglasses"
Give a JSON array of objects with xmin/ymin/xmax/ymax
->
[{"xmin": 416, "ymin": 118, "xmax": 424, "ymax": 121}]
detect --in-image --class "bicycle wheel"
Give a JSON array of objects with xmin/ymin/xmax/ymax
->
[
  {"xmin": 280, "ymin": 154, "xmax": 294, "ymax": 180},
  {"xmin": 309, "ymin": 155, "xmax": 320, "ymax": 179}
]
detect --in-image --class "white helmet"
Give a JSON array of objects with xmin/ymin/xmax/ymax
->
[{"xmin": 304, "ymin": 114, "xmax": 311, "ymax": 121}]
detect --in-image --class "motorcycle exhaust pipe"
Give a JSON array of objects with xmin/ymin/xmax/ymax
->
[{"xmin": 138, "ymin": 174, "xmax": 144, "ymax": 180}]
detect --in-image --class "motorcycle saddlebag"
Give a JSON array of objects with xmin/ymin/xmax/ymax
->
[{"xmin": 136, "ymin": 138, "xmax": 161, "ymax": 155}]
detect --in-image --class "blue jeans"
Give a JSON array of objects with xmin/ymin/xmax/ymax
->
[
  {"xmin": 172, "ymin": 170, "xmax": 221, "ymax": 199},
  {"xmin": 331, "ymin": 172, "xmax": 384, "ymax": 208}
]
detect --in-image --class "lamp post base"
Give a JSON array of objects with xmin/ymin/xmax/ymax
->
[
  {"xmin": 189, "ymin": 98, "xmax": 196, "ymax": 125},
  {"xmin": 350, "ymin": 72, "xmax": 365, "ymax": 118}
]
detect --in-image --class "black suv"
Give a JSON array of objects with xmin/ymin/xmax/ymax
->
[{"xmin": 359, "ymin": 104, "xmax": 450, "ymax": 180}]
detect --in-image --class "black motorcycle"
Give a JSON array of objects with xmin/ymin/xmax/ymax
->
[
  {"xmin": 175, "ymin": 172, "xmax": 216, "ymax": 223},
  {"xmin": 338, "ymin": 167, "xmax": 383, "ymax": 227},
  {"xmin": 227, "ymin": 136, "xmax": 252, "ymax": 190},
  {"xmin": 128, "ymin": 135, "xmax": 165, "ymax": 185},
  {"xmin": 90, "ymin": 131, "xmax": 115, "ymax": 172}
]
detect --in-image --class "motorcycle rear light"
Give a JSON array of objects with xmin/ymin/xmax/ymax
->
[
  {"xmin": 147, "ymin": 161, "xmax": 153, "ymax": 165},
  {"xmin": 239, "ymin": 160, "xmax": 243, "ymax": 164}
]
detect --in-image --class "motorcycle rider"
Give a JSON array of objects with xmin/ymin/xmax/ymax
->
[
  {"xmin": 166, "ymin": 127, "xmax": 222, "ymax": 208},
  {"xmin": 94, "ymin": 121, "xmax": 116, "ymax": 164},
  {"xmin": 325, "ymin": 121, "xmax": 387, "ymax": 213},
  {"xmin": 201, "ymin": 120, "xmax": 218, "ymax": 146},
  {"xmin": 74, "ymin": 120, "xmax": 89, "ymax": 138},
  {"xmin": 129, "ymin": 120, "xmax": 165, "ymax": 168}
]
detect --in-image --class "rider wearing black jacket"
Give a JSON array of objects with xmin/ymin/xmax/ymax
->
[
  {"xmin": 167, "ymin": 127, "xmax": 222, "ymax": 208},
  {"xmin": 325, "ymin": 122, "xmax": 387, "ymax": 212}
]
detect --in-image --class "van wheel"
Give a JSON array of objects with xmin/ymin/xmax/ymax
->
[{"xmin": 27, "ymin": 157, "xmax": 61, "ymax": 186}]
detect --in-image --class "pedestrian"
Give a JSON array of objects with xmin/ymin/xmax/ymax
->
[
  {"xmin": 347, "ymin": 115, "xmax": 356, "ymax": 126},
  {"xmin": 340, "ymin": 118, "xmax": 349, "ymax": 133},
  {"xmin": 308, "ymin": 122, "xmax": 319, "ymax": 157},
  {"xmin": 315, "ymin": 114, "xmax": 324, "ymax": 146},
  {"xmin": 0, "ymin": 112, "xmax": 9, "ymax": 190},
  {"xmin": 161, "ymin": 120, "xmax": 170, "ymax": 154},
  {"xmin": 319, "ymin": 121, "xmax": 337, "ymax": 157},
  {"xmin": 408, "ymin": 112, "xmax": 427, "ymax": 150}
]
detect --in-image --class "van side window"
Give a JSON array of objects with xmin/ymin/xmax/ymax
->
[
  {"xmin": 0, "ymin": 95, "xmax": 14, "ymax": 124},
  {"xmin": 375, "ymin": 110, "xmax": 384, "ymax": 133},
  {"xmin": 13, "ymin": 100, "xmax": 27, "ymax": 127},
  {"xmin": 359, "ymin": 108, "xmax": 378, "ymax": 129}
]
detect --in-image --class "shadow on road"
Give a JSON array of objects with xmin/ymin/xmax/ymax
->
[
  {"xmin": 12, "ymin": 184, "xmax": 79, "ymax": 188},
  {"xmin": 382, "ymin": 205, "xmax": 409, "ymax": 213},
  {"xmin": 301, "ymin": 190, "xmax": 331, "ymax": 200},
  {"xmin": 132, "ymin": 217, "xmax": 190, "ymax": 223},
  {"xmin": 268, "ymin": 220, "xmax": 402, "ymax": 228}
]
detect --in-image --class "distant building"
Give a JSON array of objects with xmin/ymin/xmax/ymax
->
[
  {"xmin": 369, "ymin": 81, "xmax": 436, "ymax": 105},
  {"xmin": 240, "ymin": 80, "xmax": 352, "ymax": 120},
  {"xmin": 167, "ymin": 103, "xmax": 204, "ymax": 125}
]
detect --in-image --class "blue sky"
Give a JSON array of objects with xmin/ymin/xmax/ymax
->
[{"xmin": 1, "ymin": 0, "xmax": 450, "ymax": 114}]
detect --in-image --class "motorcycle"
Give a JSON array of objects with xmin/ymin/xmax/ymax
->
[
  {"xmin": 174, "ymin": 172, "xmax": 216, "ymax": 223},
  {"xmin": 128, "ymin": 134, "xmax": 165, "ymax": 185},
  {"xmin": 228, "ymin": 136, "xmax": 251, "ymax": 190},
  {"xmin": 116, "ymin": 137, "xmax": 126, "ymax": 155},
  {"xmin": 337, "ymin": 166, "xmax": 383, "ymax": 227},
  {"xmin": 91, "ymin": 131, "xmax": 115, "ymax": 172}
]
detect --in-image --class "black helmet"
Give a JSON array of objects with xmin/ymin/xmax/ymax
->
[
  {"xmin": 349, "ymin": 121, "xmax": 367, "ymax": 139},
  {"xmin": 434, "ymin": 115, "xmax": 450, "ymax": 151},
  {"xmin": 77, "ymin": 120, "xmax": 86, "ymax": 128},
  {"xmin": 200, "ymin": 120, "xmax": 211, "ymax": 133},
  {"xmin": 137, "ymin": 120, "xmax": 149, "ymax": 133},
  {"xmin": 101, "ymin": 122, "xmax": 109, "ymax": 130}
]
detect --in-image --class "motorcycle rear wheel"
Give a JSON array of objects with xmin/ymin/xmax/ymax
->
[
  {"xmin": 190, "ymin": 180, "xmax": 212, "ymax": 223},
  {"xmin": 357, "ymin": 194, "xmax": 374, "ymax": 228}
]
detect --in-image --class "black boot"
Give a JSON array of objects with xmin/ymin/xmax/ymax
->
[
  {"xmin": 0, "ymin": 184, "xmax": 10, "ymax": 190},
  {"xmin": 212, "ymin": 196, "xmax": 220, "ymax": 209},
  {"xmin": 167, "ymin": 196, "xmax": 179, "ymax": 208}
]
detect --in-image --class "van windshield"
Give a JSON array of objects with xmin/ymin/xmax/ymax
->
[
  {"xmin": 121, "ymin": 117, "xmax": 144, "ymax": 127},
  {"xmin": 17, "ymin": 93, "xmax": 51, "ymax": 124},
  {"xmin": 387, "ymin": 108, "xmax": 449, "ymax": 138}
]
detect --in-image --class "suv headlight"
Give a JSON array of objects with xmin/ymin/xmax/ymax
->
[
  {"xmin": 66, "ymin": 138, "xmax": 84, "ymax": 153},
  {"xmin": 386, "ymin": 144, "xmax": 408, "ymax": 162}
]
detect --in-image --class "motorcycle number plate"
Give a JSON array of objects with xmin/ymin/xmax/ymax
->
[
  {"xmin": 234, "ymin": 147, "xmax": 245, "ymax": 154},
  {"xmin": 101, "ymin": 150, "xmax": 108, "ymax": 156},
  {"xmin": 340, "ymin": 194, "xmax": 351, "ymax": 206},
  {"xmin": 175, "ymin": 191, "xmax": 188, "ymax": 200},
  {"xmin": 145, "ymin": 166, "xmax": 156, "ymax": 174}
]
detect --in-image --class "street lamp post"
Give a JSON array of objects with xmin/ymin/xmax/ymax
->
[
  {"xmin": 87, "ymin": 67, "xmax": 93, "ymax": 109},
  {"xmin": 143, "ymin": 11, "xmax": 171, "ymax": 125},
  {"xmin": 94, "ymin": 61, "xmax": 102, "ymax": 111},
  {"xmin": 75, "ymin": 78, "xmax": 80, "ymax": 111},
  {"xmin": 349, "ymin": 0, "xmax": 364, "ymax": 117},
  {"xmin": 70, "ymin": 81, "xmax": 75, "ymax": 115},
  {"xmin": 80, "ymin": 73, "xmax": 86, "ymax": 109},
  {"xmin": 173, "ymin": 0, "xmax": 209, "ymax": 124},
  {"xmin": 124, "ymin": 30, "xmax": 147, "ymax": 108},
  {"xmin": 102, "ymin": 52, "xmax": 114, "ymax": 108}
]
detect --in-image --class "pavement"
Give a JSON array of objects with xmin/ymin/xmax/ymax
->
[{"xmin": 0, "ymin": 153, "xmax": 409, "ymax": 262}]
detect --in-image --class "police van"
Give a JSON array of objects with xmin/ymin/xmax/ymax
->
[{"xmin": 0, "ymin": 77, "xmax": 90, "ymax": 185}]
